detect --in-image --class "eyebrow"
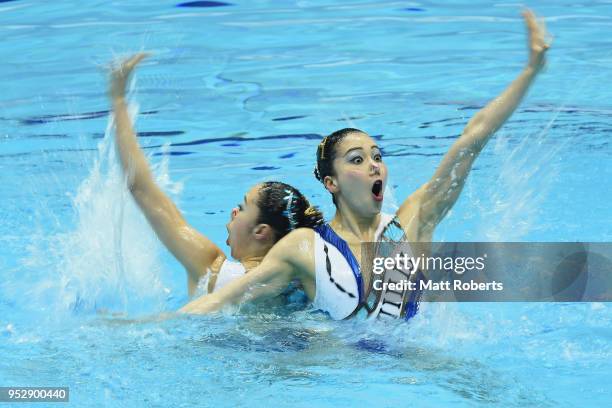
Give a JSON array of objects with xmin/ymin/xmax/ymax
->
[{"xmin": 343, "ymin": 145, "xmax": 380, "ymax": 157}]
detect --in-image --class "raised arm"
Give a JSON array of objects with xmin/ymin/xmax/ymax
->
[
  {"xmin": 110, "ymin": 53, "xmax": 224, "ymax": 295},
  {"xmin": 398, "ymin": 10, "xmax": 550, "ymax": 237},
  {"xmin": 179, "ymin": 229, "xmax": 314, "ymax": 314}
]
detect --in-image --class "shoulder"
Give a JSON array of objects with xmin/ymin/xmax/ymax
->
[
  {"xmin": 278, "ymin": 227, "xmax": 316, "ymax": 246},
  {"xmin": 266, "ymin": 227, "xmax": 316, "ymax": 276},
  {"xmin": 271, "ymin": 227, "xmax": 316, "ymax": 256}
]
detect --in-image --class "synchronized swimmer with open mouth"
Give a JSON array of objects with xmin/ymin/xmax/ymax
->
[
  {"xmin": 109, "ymin": 56, "xmax": 324, "ymax": 298},
  {"xmin": 110, "ymin": 9, "xmax": 550, "ymax": 321}
]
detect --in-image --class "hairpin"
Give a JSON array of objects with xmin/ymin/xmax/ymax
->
[
  {"xmin": 283, "ymin": 189, "xmax": 297, "ymax": 230},
  {"xmin": 319, "ymin": 136, "xmax": 328, "ymax": 160},
  {"xmin": 304, "ymin": 206, "xmax": 317, "ymax": 217}
]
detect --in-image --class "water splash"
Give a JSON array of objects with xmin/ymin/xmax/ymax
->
[
  {"xmin": 24, "ymin": 101, "xmax": 177, "ymax": 317},
  {"xmin": 464, "ymin": 104, "xmax": 575, "ymax": 241}
]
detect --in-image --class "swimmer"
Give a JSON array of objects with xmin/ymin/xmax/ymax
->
[
  {"xmin": 181, "ymin": 9, "xmax": 551, "ymax": 319},
  {"xmin": 109, "ymin": 55, "xmax": 323, "ymax": 296}
]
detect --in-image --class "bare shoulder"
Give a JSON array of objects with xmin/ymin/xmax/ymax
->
[
  {"xmin": 269, "ymin": 227, "xmax": 315, "ymax": 256},
  {"xmin": 266, "ymin": 227, "xmax": 315, "ymax": 276},
  {"xmin": 283, "ymin": 227, "xmax": 315, "ymax": 243}
]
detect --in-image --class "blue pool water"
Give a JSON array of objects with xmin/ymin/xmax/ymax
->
[{"xmin": 1, "ymin": 0, "xmax": 611, "ymax": 406}]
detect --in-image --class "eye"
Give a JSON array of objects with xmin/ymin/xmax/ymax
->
[
  {"xmin": 237, "ymin": 203, "xmax": 244, "ymax": 212},
  {"xmin": 373, "ymin": 153, "xmax": 382, "ymax": 162},
  {"xmin": 350, "ymin": 156, "xmax": 363, "ymax": 164}
]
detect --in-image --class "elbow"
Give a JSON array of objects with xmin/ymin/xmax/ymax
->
[
  {"xmin": 127, "ymin": 179, "xmax": 140, "ymax": 194},
  {"xmin": 459, "ymin": 124, "xmax": 488, "ymax": 151},
  {"xmin": 127, "ymin": 178, "xmax": 144, "ymax": 197},
  {"xmin": 126, "ymin": 171, "xmax": 154, "ymax": 197}
]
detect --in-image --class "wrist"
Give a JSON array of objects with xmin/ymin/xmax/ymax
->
[{"xmin": 112, "ymin": 95, "xmax": 127, "ymax": 105}]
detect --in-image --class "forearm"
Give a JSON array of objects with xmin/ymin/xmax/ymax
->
[
  {"xmin": 418, "ymin": 67, "xmax": 541, "ymax": 228},
  {"xmin": 180, "ymin": 275, "xmax": 267, "ymax": 314},
  {"xmin": 465, "ymin": 65, "xmax": 540, "ymax": 150},
  {"xmin": 107, "ymin": 53, "xmax": 224, "ymax": 292},
  {"xmin": 112, "ymin": 96, "xmax": 155, "ymax": 192},
  {"xmin": 180, "ymin": 244, "xmax": 302, "ymax": 315},
  {"xmin": 179, "ymin": 290, "xmax": 228, "ymax": 314}
]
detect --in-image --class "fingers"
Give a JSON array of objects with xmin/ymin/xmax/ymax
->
[
  {"xmin": 522, "ymin": 9, "xmax": 537, "ymax": 31},
  {"xmin": 522, "ymin": 9, "xmax": 550, "ymax": 49},
  {"xmin": 522, "ymin": 9, "xmax": 541, "ymax": 39},
  {"xmin": 111, "ymin": 52, "xmax": 151, "ymax": 78},
  {"xmin": 123, "ymin": 52, "xmax": 150, "ymax": 72},
  {"xmin": 108, "ymin": 52, "xmax": 150, "ymax": 99},
  {"xmin": 538, "ymin": 17, "xmax": 552, "ymax": 50},
  {"xmin": 522, "ymin": 9, "xmax": 550, "ymax": 70}
]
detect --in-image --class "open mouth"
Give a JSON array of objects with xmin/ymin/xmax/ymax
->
[{"xmin": 371, "ymin": 180, "xmax": 383, "ymax": 201}]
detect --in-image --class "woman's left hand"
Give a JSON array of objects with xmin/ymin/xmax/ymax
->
[{"xmin": 523, "ymin": 9, "xmax": 550, "ymax": 72}]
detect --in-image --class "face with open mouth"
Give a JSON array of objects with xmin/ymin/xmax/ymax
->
[
  {"xmin": 226, "ymin": 185, "xmax": 261, "ymax": 260},
  {"xmin": 328, "ymin": 132, "xmax": 388, "ymax": 216}
]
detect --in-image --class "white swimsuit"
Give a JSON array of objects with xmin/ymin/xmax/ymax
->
[
  {"xmin": 312, "ymin": 213, "xmax": 394, "ymax": 320},
  {"xmin": 212, "ymin": 213, "xmax": 422, "ymax": 321},
  {"xmin": 212, "ymin": 259, "xmax": 246, "ymax": 292}
]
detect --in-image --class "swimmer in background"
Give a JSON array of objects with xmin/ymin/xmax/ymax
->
[
  {"xmin": 181, "ymin": 9, "xmax": 551, "ymax": 319},
  {"xmin": 109, "ymin": 55, "xmax": 323, "ymax": 297}
]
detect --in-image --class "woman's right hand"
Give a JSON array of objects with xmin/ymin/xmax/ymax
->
[
  {"xmin": 523, "ymin": 9, "xmax": 550, "ymax": 72},
  {"xmin": 109, "ymin": 52, "xmax": 149, "ymax": 100}
]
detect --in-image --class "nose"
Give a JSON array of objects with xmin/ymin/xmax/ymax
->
[
  {"xmin": 369, "ymin": 158, "xmax": 381, "ymax": 174},
  {"xmin": 231, "ymin": 207, "xmax": 239, "ymax": 220}
]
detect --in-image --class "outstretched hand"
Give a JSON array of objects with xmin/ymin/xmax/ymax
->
[
  {"xmin": 523, "ymin": 9, "xmax": 550, "ymax": 71},
  {"xmin": 109, "ymin": 52, "xmax": 150, "ymax": 100}
]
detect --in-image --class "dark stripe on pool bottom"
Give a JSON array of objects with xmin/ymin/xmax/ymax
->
[
  {"xmin": 169, "ymin": 133, "xmax": 382, "ymax": 148},
  {"xmin": 25, "ymin": 134, "xmax": 69, "ymax": 139},
  {"xmin": 272, "ymin": 115, "xmax": 307, "ymax": 122},
  {"xmin": 138, "ymin": 130, "xmax": 185, "ymax": 137},
  {"xmin": 153, "ymin": 151, "xmax": 194, "ymax": 156},
  {"xmin": 115, "ymin": 132, "xmax": 379, "ymax": 151},
  {"xmin": 252, "ymin": 166, "xmax": 280, "ymax": 170},
  {"xmin": 176, "ymin": 1, "xmax": 233, "ymax": 7},
  {"xmin": 171, "ymin": 133, "xmax": 321, "ymax": 147},
  {"xmin": 21, "ymin": 110, "xmax": 158, "ymax": 125}
]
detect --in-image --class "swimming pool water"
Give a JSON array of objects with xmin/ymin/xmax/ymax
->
[{"xmin": 1, "ymin": 0, "xmax": 611, "ymax": 406}]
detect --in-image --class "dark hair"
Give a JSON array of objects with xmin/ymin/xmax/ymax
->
[
  {"xmin": 256, "ymin": 181, "xmax": 324, "ymax": 240},
  {"xmin": 314, "ymin": 127, "xmax": 365, "ymax": 205}
]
